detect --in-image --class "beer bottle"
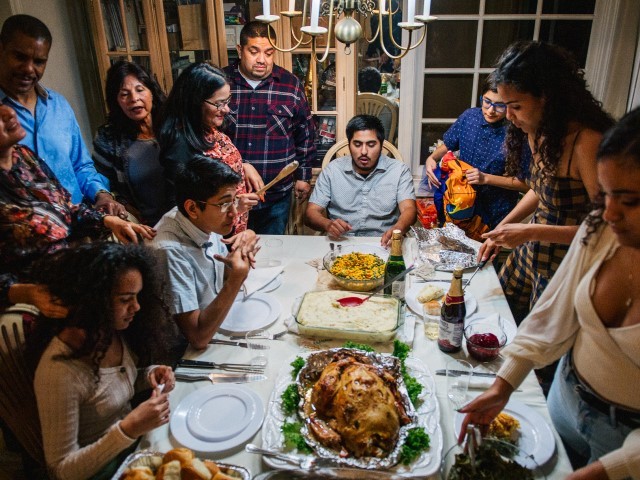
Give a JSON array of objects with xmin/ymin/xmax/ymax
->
[
  {"xmin": 384, "ymin": 229, "xmax": 406, "ymax": 300},
  {"xmin": 437, "ymin": 266, "xmax": 466, "ymax": 353}
]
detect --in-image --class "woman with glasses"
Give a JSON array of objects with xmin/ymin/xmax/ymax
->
[
  {"xmin": 424, "ymin": 74, "xmax": 531, "ymax": 230},
  {"xmin": 478, "ymin": 41, "xmax": 614, "ymax": 328},
  {"xmin": 157, "ymin": 62, "xmax": 263, "ymax": 233},
  {"xmin": 93, "ymin": 61, "xmax": 168, "ymax": 226}
]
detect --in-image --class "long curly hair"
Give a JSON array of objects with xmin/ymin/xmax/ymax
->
[
  {"xmin": 494, "ymin": 41, "xmax": 614, "ymax": 179},
  {"xmin": 582, "ymin": 107, "xmax": 640, "ymax": 243},
  {"xmin": 29, "ymin": 243, "xmax": 172, "ymax": 381},
  {"xmin": 104, "ymin": 61, "xmax": 167, "ymax": 139}
]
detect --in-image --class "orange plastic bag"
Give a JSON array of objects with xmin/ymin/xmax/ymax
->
[{"xmin": 442, "ymin": 151, "xmax": 476, "ymax": 221}]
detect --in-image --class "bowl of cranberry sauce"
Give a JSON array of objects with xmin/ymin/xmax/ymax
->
[{"xmin": 464, "ymin": 322, "xmax": 507, "ymax": 362}]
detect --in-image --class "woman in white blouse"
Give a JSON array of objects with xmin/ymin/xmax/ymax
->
[{"xmin": 459, "ymin": 108, "xmax": 640, "ymax": 480}]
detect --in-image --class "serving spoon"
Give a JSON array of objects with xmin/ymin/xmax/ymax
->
[
  {"xmin": 336, "ymin": 265, "xmax": 416, "ymax": 307},
  {"xmin": 255, "ymin": 160, "xmax": 299, "ymax": 197}
]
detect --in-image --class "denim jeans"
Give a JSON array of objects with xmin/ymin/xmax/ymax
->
[
  {"xmin": 547, "ymin": 355, "xmax": 633, "ymax": 464},
  {"xmin": 248, "ymin": 194, "xmax": 291, "ymax": 235}
]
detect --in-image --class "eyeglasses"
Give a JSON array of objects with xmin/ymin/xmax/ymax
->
[
  {"xmin": 196, "ymin": 197, "xmax": 239, "ymax": 213},
  {"xmin": 204, "ymin": 96, "xmax": 232, "ymax": 110},
  {"xmin": 480, "ymin": 96, "xmax": 507, "ymax": 113}
]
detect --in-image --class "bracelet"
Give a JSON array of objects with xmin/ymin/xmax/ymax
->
[{"xmin": 95, "ymin": 189, "xmax": 114, "ymax": 201}]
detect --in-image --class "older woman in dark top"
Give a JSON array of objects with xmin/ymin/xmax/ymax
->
[
  {"xmin": 93, "ymin": 61, "xmax": 168, "ymax": 225},
  {"xmin": 0, "ymin": 103, "xmax": 154, "ymax": 315}
]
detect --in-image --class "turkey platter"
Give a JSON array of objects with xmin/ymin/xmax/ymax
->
[{"xmin": 296, "ymin": 348, "xmax": 418, "ymax": 469}]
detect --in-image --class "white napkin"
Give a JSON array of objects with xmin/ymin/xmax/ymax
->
[
  {"xmin": 243, "ymin": 266, "xmax": 284, "ymax": 296},
  {"xmin": 469, "ymin": 376, "xmax": 495, "ymax": 389}
]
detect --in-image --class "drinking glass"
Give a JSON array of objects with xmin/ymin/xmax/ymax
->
[
  {"xmin": 422, "ymin": 304, "xmax": 439, "ymax": 340},
  {"xmin": 256, "ymin": 238, "xmax": 284, "ymax": 268},
  {"xmin": 245, "ymin": 329, "xmax": 271, "ymax": 372},
  {"xmin": 446, "ymin": 359, "xmax": 472, "ymax": 410}
]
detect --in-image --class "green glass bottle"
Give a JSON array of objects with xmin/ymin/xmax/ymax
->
[{"xmin": 384, "ymin": 229, "xmax": 406, "ymax": 300}]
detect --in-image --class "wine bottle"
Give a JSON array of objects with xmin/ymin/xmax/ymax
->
[
  {"xmin": 384, "ymin": 229, "xmax": 406, "ymax": 300},
  {"xmin": 437, "ymin": 266, "xmax": 466, "ymax": 353}
]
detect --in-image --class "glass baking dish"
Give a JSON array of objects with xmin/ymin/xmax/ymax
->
[{"xmin": 294, "ymin": 290, "xmax": 403, "ymax": 343}]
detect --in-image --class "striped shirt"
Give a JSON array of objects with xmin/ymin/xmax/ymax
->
[{"xmin": 222, "ymin": 63, "xmax": 316, "ymax": 207}]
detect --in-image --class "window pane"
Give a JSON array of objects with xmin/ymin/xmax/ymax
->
[
  {"xmin": 130, "ymin": 56, "xmax": 151, "ymax": 72},
  {"xmin": 431, "ymin": 0, "xmax": 479, "ymax": 15},
  {"xmin": 542, "ymin": 0, "xmax": 595, "ymax": 14},
  {"xmin": 539, "ymin": 20, "xmax": 592, "ymax": 67},
  {"xmin": 481, "ymin": 20, "xmax": 535, "ymax": 67},
  {"xmin": 425, "ymin": 21, "xmax": 478, "ymax": 68},
  {"xmin": 485, "ymin": 0, "xmax": 536, "ymax": 14},
  {"xmin": 423, "ymin": 75, "xmax": 473, "ymax": 118},
  {"xmin": 420, "ymin": 124, "xmax": 451, "ymax": 164}
]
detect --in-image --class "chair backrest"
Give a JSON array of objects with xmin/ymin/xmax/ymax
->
[
  {"xmin": 0, "ymin": 304, "xmax": 45, "ymax": 467},
  {"xmin": 356, "ymin": 92, "xmax": 399, "ymax": 143},
  {"xmin": 321, "ymin": 139, "xmax": 404, "ymax": 169}
]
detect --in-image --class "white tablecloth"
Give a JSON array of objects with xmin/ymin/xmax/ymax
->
[{"xmin": 140, "ymin": 235, "xmax": 574, "ymax": 478}]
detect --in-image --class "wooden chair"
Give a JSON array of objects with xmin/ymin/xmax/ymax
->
[
  {"xmin": 285, "ymin": 167, "xmax": 322, "ymax": 235},
  {"xmin": 356, "ymin": 92, "xmax": 399, "ymax": 144},
  {"xmin": 321, "ymin": 139, "xmax": 403, "ymax": 169},
  {"xmin": 0, "ymin": 304, "xmax": 45, "ymax": 469}
]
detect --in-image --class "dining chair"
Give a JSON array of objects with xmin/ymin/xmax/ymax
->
[
  {"xmin": 0, "ymin": 304, "xmax": 46, "ymax": 470},
  {"xmin": 285, "ymin": 167, "xmax": 322, "ymax": 235},
  {"xmin": 321, "ymin": 139, "xmax": 404, "ymax": 169},
  {"xmin": 356, "ymin": 92, "xmax": 399, "ymax": 144}
]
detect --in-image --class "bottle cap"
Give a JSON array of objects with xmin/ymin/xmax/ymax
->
[
  {"xmin": 392, "ymin": 229, "xmax": 402, "ymax": 239},
  {"xmin": 452, "ymin": 265, "xmax": 464, "ymax": 277}
]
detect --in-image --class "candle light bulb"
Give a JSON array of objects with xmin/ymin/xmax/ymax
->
[
  {"xmin": 407, "ymin": 0, "xmax": 415, "ymax": 23},
  {"xmin": 422, "ymin": 0, "xmax": 431, "ymax": 16},
  {"xmin": 262, "ymin": 0, "xmax": 271, "ymax": 17},
  {"xmin": 310, "ymin": 0, "xmax": 320, "ymax": 28},
  {"xmin": 288, "ymin": 0, "xmax": 295, "ymax": 11}
]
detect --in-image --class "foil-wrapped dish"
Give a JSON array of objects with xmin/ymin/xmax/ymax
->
[
  {"xmin": 261, "ymin": 348, "xmax": 443, "ymax": 477},
  {"xmin": 111, "ymin": 449, "xmax": 251, "ymax": 480},
  {"xmin": 412, "ymin": 224, "xmax": 481, "ymax": 271}
]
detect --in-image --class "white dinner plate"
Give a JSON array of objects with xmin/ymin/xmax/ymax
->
[
  {"xmin": 260, "ymin": 274, "xmax": 282, "ymax": 293},
  {"xmin": 405, "ymin": 282, "xmax": 477, "ymax": 319},
  {"xmin": 219, "ymin": 292, "xmax": 282, "ymax": 335},
  {"xmin": 465, "ymin": 312, "xmax": 517, "ymax": 345},
  {"xmin": 453, "ymin": 399, "xmax": 556, "ymax": 468},
  {"xmin": 171, "ymin": 384, "xmax": 264, "ymax": 452}
]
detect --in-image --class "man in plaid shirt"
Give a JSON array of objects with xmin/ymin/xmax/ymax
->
[{"xmin": 223, "ymin": 21, "xmax": 316, "ymax": 234}]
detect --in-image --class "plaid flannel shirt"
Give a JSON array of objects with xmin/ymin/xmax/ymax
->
[{"xmin": 223, "ymin": 63, "xmax": 316, "ymax": 205}]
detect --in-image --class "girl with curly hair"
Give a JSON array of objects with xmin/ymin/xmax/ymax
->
[
  {"xmin": 30, "ymin": 242, "xmax": 176, "ymax": 480},
  {"xmin": 461, "ymin": 107, "xmax": 640, "ymax": 480},
  {"xmin": 478, "ymin": 41, "xmax": 615, "ymax": 323}
]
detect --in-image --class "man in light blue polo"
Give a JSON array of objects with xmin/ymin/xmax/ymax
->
[
  {"xmin": 0, "ymin": 14, "xmax": 125, "ymax": 214},
  {"xmin": 305, "ymin": 114, "xmax": 416, "ymax": 246}
]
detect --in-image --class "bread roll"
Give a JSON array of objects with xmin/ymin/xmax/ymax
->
[
  {"xmin": 162, "ymin": 448, "xmax": 194, "ymax": 467},
  {"xmin": 202, "ymin": 460, "xmax": 220, "ymax": 476},
  {"xmin": 423, "ymin": 299, "xmax": 441, "ymax": 316},
  {"xmin": 180, "ymin": 458, "xmax": 212, "ymax": 480},
  {"xmin": 155, "ymin": 460, "xmax": 181, "ymax": 480},
  {"xmin": 121, "ymin": 466, "xmax": 155, "ymax": 480},
  {"xmin": 212, "ymin": 472, "xmax": 236, "ymax": 480},
  {"xmin": 416, "ymin": 284, "xmax": 444, "ymax": 303}
]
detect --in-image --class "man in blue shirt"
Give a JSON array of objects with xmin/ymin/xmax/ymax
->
[{"xmin": 0, "ymin": 14, "xmax": 125, "ymax": 214}]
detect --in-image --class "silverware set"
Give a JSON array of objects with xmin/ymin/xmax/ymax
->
[
  {"xmin": 175, "ymin": 372, "xmax": 266, "ymax": 384},
  {"xmin": 176, "ymin": 358, "xmax": 264, "ymax": 373}
]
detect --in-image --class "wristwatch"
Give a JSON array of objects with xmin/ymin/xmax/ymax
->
[{"xmin": 95, "ymin": 189, "xmax": 114, "ymax": 200}]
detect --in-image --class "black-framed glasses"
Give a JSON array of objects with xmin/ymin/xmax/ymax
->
[
  {"xmin": 479, "ymin": 96, "xmax": 507, "ymax": 113},
  {"xmin": 196, "ymin": 197, "xmax": 239, "ymax": 213},
  {"xmin": 204, "ymin": 96, "xmax": 232, "ymax": 110}
]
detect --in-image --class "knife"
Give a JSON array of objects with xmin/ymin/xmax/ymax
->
[
  {"xmin": 435, "ymin": 369, "xmax": 496, "ymax": 378},
  {"xmin": 175, "ymin": 372, "xmax": 266, "ymax": 383},
  {"xmin": 229, "ymin": 330, "xmax": 287, "ymax": 341},
  {"xmin": 208, "ymin": 339, "xmax": 268, "ymax": 349}
]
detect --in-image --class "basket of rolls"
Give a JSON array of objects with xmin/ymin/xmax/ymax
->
[{"xmin": 115, "ymin": 448, "xmax": 250, "ymax": 480}]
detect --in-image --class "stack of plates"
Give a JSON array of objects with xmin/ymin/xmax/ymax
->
[{"xmin": 170, "ymin": 385, "xmax": 264, "ymax": 452}]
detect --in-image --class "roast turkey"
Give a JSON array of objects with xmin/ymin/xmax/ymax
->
[{"xmin": 303, "ymin": 354, "xmax": 411, "ymax": 458}]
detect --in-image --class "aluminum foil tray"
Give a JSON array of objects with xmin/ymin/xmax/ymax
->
[{"xmin": 110, "ymin": 449, "xmax": 251, "ymax": 480}]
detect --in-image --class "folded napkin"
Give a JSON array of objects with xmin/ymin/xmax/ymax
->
[
  {"xmin": 469, "ymin": 376, "xmax": 495, "ymax": 389},
  {"xmin": 243, "ymin": 265, "xmax": 284, "ymax": 296}
]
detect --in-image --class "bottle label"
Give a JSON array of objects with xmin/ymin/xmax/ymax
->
[
  {"xmin": 438, "ymin": 317, "xmax": 463, "ymax": 350},
  {"xmin": 390, "ymin": 280, "xmax": 405, "ymax": 300}
]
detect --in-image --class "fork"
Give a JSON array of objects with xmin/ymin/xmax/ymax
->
[{"xmin": 176, "ymin": 359, "xmax": 264, "ymax": 373}]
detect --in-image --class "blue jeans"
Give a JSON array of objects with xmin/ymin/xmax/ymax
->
[
  {"xmin": 547, "ymin": 355, "xmax": 633, "ymax": 464},
  {"xmin": 248, "ymin": 194, "xmax": 291, "ymax": 235}
]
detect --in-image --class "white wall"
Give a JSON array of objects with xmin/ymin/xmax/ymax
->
[{"xmin": 0, "ymin": 0, "xmax": 95, "ymax": 147}]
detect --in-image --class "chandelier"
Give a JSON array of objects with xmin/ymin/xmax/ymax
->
[{"xmin": 256, "ymin": 0, "xmax": 436, "ymax": 62}]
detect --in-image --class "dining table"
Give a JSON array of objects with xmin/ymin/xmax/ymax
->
[{"xmin": 139, "ymin": 234, "xmax": 574, "ymax": 479}]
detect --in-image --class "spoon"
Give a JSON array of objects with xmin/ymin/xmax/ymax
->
[
  {"xmin": 463, "ymin": 259, "xmax": 487, "ymax": 293},
  {"xmin": 255, "ymin": 161, "xmax": 299, "ymax": 196},
  {"xmin": 336, "ymin": 265, "xmax": 416, "ymax": 307}
]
